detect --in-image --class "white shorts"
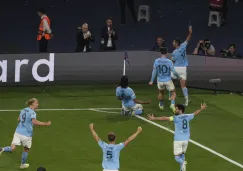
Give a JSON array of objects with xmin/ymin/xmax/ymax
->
[
  {"xmin": 157, "ymin": 80, "xmax": 175, "ymax": 91},
  {"xmin": 171, "ymin": 67, "xmax": 187, "ymax": 80},
  {"xmin": 103, "ymin": 170, "xmax": 118, "ymax": 171},
  {"xmin": 122, "ymin": 104, "xmax": 143, "ymax": 112},
  {"xmin": 11, "ymin": 133, "xmax": 32, "ymax": 149},
  {"xmin": 173, "ymin": 141, "xmax": 188, "ymax": 155}
]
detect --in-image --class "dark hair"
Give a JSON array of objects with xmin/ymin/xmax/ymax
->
[
  {"xmin": 108, "ymin": 133, "xmax": 116, "ymax": 142},
  {"xmin": 228, "ymin": 44, "xmax": 236, "ymax": 49},
  {"xmin": 175, "ymin": 104, "xmax": 185, "ymax": 113},
  {"xmin": 119, "ymin": 76, "xmax": 128, "ymax": 88},
  {"xmin": 107, "ymin": 17, "xmax": 113, "ymax": 21},
  {"xmin": 174, "ymin": 38, "xmax": 181, "ymax": 46},
  {"xmin": 160, "ymin": 47, "xmax": 168, "ymax": 54},
  {"xmin": 37, "ymin": 167, "xmax": 46, "ymax": 171},
  {"xmin": 37, "ymin": 8, "xmax": 46, "ymax": 14}
]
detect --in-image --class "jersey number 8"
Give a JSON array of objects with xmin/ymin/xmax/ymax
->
[{"xmin": 182, "ymin": 119, "xmax": 187, "ymax": 129}]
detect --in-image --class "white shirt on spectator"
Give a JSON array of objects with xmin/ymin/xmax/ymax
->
[{"xmin": 107, "ymin": 27, "xmax": 112, "ymax": 47}]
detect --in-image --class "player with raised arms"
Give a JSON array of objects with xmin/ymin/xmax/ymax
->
[
  {"xmin": 0, "ymin": 98, "xmax": 51, "ymax": 169},
  {"xmin": 170, "ymin": 26, "xmax": 192, "ymax": 106},
  {"xmin": 89, "ymin": 123, "xmax": 142, "ymax": 171},
  {"xmin": 149, "ymin": 47, "xmax": 182, "ymax": 113},
  {"xmin": 116, "ymin": 75, "xmax": 151, "ymax": 115},
  {"xmin": 147, "ymin": 103, "xmax": 207, "ymax": 171}
]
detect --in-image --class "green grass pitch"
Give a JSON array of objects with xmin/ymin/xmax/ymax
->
[{"xmin": 0, "ymin": 84, "xmax": 243, "ymax": 171}]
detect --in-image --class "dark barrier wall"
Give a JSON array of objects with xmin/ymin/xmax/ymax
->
[{"xmin": 0, "ymin": 52, "xmax": 243, "ymax": 92}]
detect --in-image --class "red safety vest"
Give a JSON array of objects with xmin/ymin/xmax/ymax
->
[
  {"xmin": 37, "ymin": 16, "xmax": 51, "ymax": 40},
  {"xmin": 209, "ymin": 0, "xmax": 225, "ymax": 8}
]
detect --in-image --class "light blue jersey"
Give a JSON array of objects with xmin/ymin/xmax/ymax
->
[
  {"xmin": 153, "ymin": 57, "xmax": 174, "ymax": 82},
  {"xmin": 171, "ymin": 114, "xmax": 194, "ymax": 141},
  {"xmin": 15, "ymin": 108, "xmax": 36, "ymax": 137},
  {"xmin": 172, "ymin": 42, "xmax": 188, "ymax": 67},
  {"xmin": 98, "ymin": 141, "xmax": 125, "ymax": 170},
  {"xmin": 116, "ymin": 87, "xmax": 136, "ymax": 108}
]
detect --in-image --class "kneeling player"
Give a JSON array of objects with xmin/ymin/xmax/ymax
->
[
  {"xmin": 116, "ymin": 76, "xmax": 151, "ymax": 115},
  {"xmin": 149, "ymin": 47, "xmax": 181, "ymax": 113}
]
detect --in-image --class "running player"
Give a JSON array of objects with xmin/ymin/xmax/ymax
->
[
  {"xmin": 171, "ymin": 26, "xmax": 192, "ymax": 106},
  {"xmin": 0, "ymin": 98, "xmax": 51, "ymax": 169},
  {"xmin": 147, "ymin": 103, "xmax": 207, "ymax": 171},
  {"xmin": 149, "ymin": 47, "xmax": 181, "ymax": 113},
  {"xmin": 116, "ymin": 75, "xmax": 151, "ymax": 115},
  {"xmin": 89, "ymin": 123, "xmax": 142, "ymax": 171}
]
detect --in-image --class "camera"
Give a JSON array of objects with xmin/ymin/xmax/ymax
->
[
  {"xmin": 220, "ymin": 49, "xmax": 228, "ymax": 56},
  {"xmin": 200, "ymin": 39, "xmax": 211, "ymax": 49}
]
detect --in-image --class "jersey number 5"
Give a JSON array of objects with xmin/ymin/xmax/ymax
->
[
  {"xmin": 21, "ymin": 113, "xmax": 26, "ymax": 123},
  {"xmin": 106, "ymin": 151, "xmax": 113, "ymax": 159},
  {"xmin": 182, "ymin": 119, "xmax": 187, "ymax": 129}
]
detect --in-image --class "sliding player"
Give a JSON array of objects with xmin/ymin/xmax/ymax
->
[{"xmin": 116, "ymin": 75, "xmax": 151, "ymax": 115}]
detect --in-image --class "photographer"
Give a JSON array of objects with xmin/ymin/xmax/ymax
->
[
  {"xmin": 193, "ymin": 39, "xmax": 215, "ymax": 56},
  {"xmin": 220, "ymin": 44, "xmax": 242, "ymax": 59},
  {"xmin": 151, "ymin": 37, "xmax": 166, "ymax": 52},
  {"xmin": 75, "ymin": 23, "xmax": 94, "ymax": 52}
]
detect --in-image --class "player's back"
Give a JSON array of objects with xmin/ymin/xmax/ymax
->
[
  {"xmin": 172, "ymin": 42, "xmax": 188, "ymax": 67},
  {"xmin": 154, "ymin": 57, "xmax": 173, "ymax": 82},
  {"xmin": 98, "ymin": 141, "xmax": 125, "ymax": 170},
  {"xmin": 116, "ymin": 86, "xmax": 136, "ymax": 107},
  {"xmin": 173, "ymin": 114, "xmax": 194, "ymax": 141},
  {"xmin": 15, "ymin": 107, "xmax": 36, "ymax": 137}
]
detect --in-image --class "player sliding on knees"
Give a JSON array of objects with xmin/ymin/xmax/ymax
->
[
  {"xmin": 169, "ymin": 26, "xmax": 192, "ymax": 106},
  {"xmin": 89, "ymin": 123, "xmax": 142, "ymax": 171},
  {"xmin": 116, "ymin": 75, "xmax": 151, "ymax": 116},
  {"xmin": 149, "ymin": 47, "xmax": 182, "ymax": 113},
  {"xmin": 147, "ymin": 103, "xmax": 207, "ymax": 171},
  {"xmin": 0, "ymin": 98, "xmax": 51, "ymax": 169}
]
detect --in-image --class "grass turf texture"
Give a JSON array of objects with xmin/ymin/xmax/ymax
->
[{"xmin": 0, "ymin": 84, "xmax": 243, "ymax": 171}]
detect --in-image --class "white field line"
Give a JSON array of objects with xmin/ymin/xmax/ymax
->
[
  {"xmin": 93, "ymin": 109, "xmax": 243, "ymax": 169},
  {"xmin": 0, "ymin": 107, "xmax": 242, "ymax": 169}
]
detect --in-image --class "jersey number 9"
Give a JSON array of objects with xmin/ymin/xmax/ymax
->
[{"xmin": 21, "ymin": 113, "xmax": 26, "ymax": 123}]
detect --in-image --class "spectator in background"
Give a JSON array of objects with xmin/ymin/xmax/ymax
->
[
  {"xmin": 151, "ymin": 37, "xmax": 166, "ymax": 52},
  {"xmin": 220, "ymin": 44, "xmax": 242, "ymax": 59},
  {"xmin": 100, "ymin": 17, "xmax": 118, "ymax": 51},
  {"xmin": 193, "ymin": 39, "xmax": 215, "ymax": 56},
  {"xmin": 37, "ymin": 8, "xmax": 53, "ymax": 52},
  {"xmin": 75, "ymin": 23, "xmax": 94, "ymax": 52},
  {"xmin": 119, "ymin": 0, "xmax": 137, "ymax": 26},
  {"xmin": 209, "ymin": 0, "xmax": 228, "ymax": 22}
]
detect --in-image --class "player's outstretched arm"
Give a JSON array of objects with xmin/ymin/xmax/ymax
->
[
  {"xmin": 147, "ymin": 114, "xmax": 171, "ymax": 121},
  {"xmin": 193, "ymin": 103, "xmax": 207, "ymax": 116},
  {"xmin": 124, "ymin": 127, "xmax": 142, "ymax": 146},
  {"xmin": 134, "ymin": 99, "xmax": 151, "ymax": 104},
  {"xmin": 89, "ymin": 123, "xmax": 101, "ymax": 142},
  {"xmin": 185, "ymin": 26, "xmax": 192, "ymax": 43},
  {"xmin": 32, "ymin": 119, "xmax": 51, "ymax": 126},
  {"xmin": 149, "ymin": 66, "xmax": 156, "ymax": 85}
]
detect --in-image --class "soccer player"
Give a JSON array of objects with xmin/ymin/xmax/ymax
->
[
  {"xmin": 116, "ymin": 75, "xmax": 151, "ymax": 115},
  {"xmin": 171, "ymin": 26, "xmax": 192, "ymax": 106},
  {"xmin": 89, "ymin": 123, "xmax": 142, "ymax": 171},
  {"xmin": 0, "ymin": 98, "xmax": 51, "ymax": 169},
  {"xmin": 149, "ymin": 47, "xmax": 182, "ymax": 113},
  {"xmin": 147, "ymin": 103, "xmax": 207, "ymax": 171}
]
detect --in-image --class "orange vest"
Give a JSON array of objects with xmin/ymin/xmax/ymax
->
[{"xmin": 37, "ymin": 16, "xmax": 51, "ymax": 40}]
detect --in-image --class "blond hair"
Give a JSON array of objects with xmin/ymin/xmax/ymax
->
[{"xmin": 26, "ymin": 98, "xmax": 37, "ymax": 106}]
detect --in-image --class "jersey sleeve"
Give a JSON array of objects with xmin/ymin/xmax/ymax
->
[
  {"xmin": 130, "ymin": 89, "xmax": 136, "ymax": 100},
  {"xmin": 98, "ymin": 140, "xmax": 105, "ymax": 149},
  {"xmin": 171, "ymin": 52, "xmax": 177, "ymax": 61},
  {"xmin": 178, "ymin": 42, "xmax": 188, "ymax": 52},
  {"xmin": 186, "ymin": 114, "xmax": 194, "ymax": 121},
  {"xmin": 116, "ymin": 142, "xmax": 125, "ymax": 151},
  {"xmin": 116, "ymin": 87, "xmax": 120, "ymax": 97},
  {"xmin": 30, "ymin": 111, "xmax": 37, "ymax": 119}
]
